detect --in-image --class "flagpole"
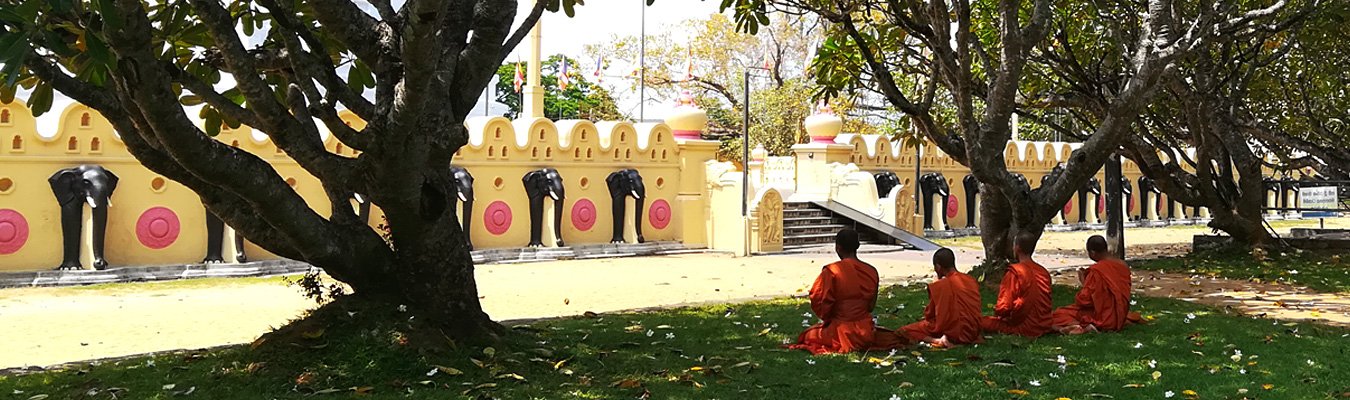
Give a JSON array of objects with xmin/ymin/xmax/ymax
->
[{"xmin": 639, "ymin": 0, "xmax": 646, "ymax": 121}]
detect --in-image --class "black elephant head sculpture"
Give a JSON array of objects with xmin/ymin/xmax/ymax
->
[
  {"xmin": 523, "ymin": 168, "xmax": 565, "ymax": 247},
  {"xmin": 1041, "ymin": 163, "xmax": 1066, "ymax": 187},
  {"xmin": 49, "ymin": 165, "xmax": 119, "ymax": 270},
  {"xmin": 1137, "ymin": 176, "xmax": 1161, "ymax": 220},
  {"xmin": 607, "ymin": 169, "xmax": 646, "ymax": 243},
  {"xmin": 872, "ymin": 171, "xmax": 901, "ymax": 198},
  {"xmin": 1280, "ymin": 175, "xmax": 1300, "ymax": 209},
  {"xmin": 1012, "ymin": 173, "xmax": 1029, "ymax": 187},
  {"xmin": 203, "ymin": 208, "xmax": 247, "ymax": 263},
  {"xmin": 919, "ymin": 172, "xmax": 950, "ymax": 230},
  {"xmin": 962, "ymin": 175, "xmax": 980, "ymax": 228},
  {"xmin": 1077, "ymin": 177, "xmax": 1101, "ymax": 223},
  {"xmin": 450, "ymin": 166, "xmax": 475, "ymax": 250},
  {"xmin": 1116, "ymin": 177, "xmax": 1133, "ymax": 219}
]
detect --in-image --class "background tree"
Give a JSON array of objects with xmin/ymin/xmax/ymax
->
[
  {"xmin": 1014, "ymin": 0, "xmax": 1336, "ymax": 248},
  {"xmin": 0, "ymin": 0, "xmax": 591, "ymax": 341},
  {"xmin": 492, "ymin": 55, "xmax": 625, "ymax": 120},
  {"xmin": 718, "ymin": 0, "xmax": 1287, "ymax": 275},
  {"xmin": 587, "ymin": 14, "xmax": 876, "ymax": 162}
]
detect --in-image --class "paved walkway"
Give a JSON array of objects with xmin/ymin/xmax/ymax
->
[
  {"xmin": 0, "ymin": 248, "xmax": 1090, "ymax": 369},
  {"xmin": 3, "ymin": 218, "xmax": 1343, "ymax": 369}
]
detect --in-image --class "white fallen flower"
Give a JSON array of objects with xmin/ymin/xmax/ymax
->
[
  {"xmin": 1134, "ymin": 342, "xmax": 1144, "ymax": 349},
  {"xmin": 1165, "ymin": 390, "xmax": 1175, "ymax": 398},
  {"xmin": 665, "ymin": 332, "xmax": 675, "ymax": 340},
  {"xmin": 1029, "ymin": 380, "xmax": 1041, "ymax": 387},
  {"xmin": 806, "ymin": 359, "xmax": 816, "ymax": 365},
  {"xmin": 1148, "ymin": 359, "xmax": 1157, "ymax": 369},
  {"xmin": 645, "ymin": 329, "xmax": 654, "ymax": 337}
]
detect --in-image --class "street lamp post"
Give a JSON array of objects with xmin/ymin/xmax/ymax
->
[{"xmin": 742, "ymin": 67, "xmax": 770, "ymax": 256}]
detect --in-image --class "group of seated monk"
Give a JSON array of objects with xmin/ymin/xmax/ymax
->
[{"xmin": 787, "ymin": 229, "xmax": 1137, "ymax": 354}]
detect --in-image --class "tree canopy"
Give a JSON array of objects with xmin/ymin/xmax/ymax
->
[{"xmin": 0, "ymin": 0, "xmax": 581, "ymax": 340}]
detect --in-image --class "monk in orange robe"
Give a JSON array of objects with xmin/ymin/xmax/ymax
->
[
  {"xmin": 1052, "ymin": 235, "xmax": 1137, "ymax": 334},
  {"xmin": 981, "ymin": 232, "xmax": 1053, "ymax": 338},
  {"xmin": 786, "ymin": 229, "xmax": 902, "ymax": 354},
  {"xmin": 898, "ymin": 248, "xmax": 983, "ymax": 347}
]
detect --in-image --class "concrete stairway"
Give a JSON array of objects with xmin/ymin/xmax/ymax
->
[{"xmin": 783, "ymin": 202, "xmax": 851, "ymax": 249}]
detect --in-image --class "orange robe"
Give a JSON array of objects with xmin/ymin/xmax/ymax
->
[
  {"xmin": 980, "ymin": 260, "xmax": 1053, "ymax": 337},
  {"xmin": 787, "ymin": 258, "xmax": 897, "ymax": 354},
  {"xmin": 1052, "ymin": 258, "xmax": 1134, "ymax": 331},
  {"xmin": 900, "ymin": 271, "xmax": 983, "ymax": 345}
]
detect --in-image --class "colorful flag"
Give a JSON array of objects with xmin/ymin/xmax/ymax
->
[
  {"xmin": 592, "ymin": 56, "xmax": 604, "ymax": 83},
  {"xmin": 682, "ymin": 48, "xmax": 694, "ymax": 81},
  {"xmin": 558, "ymin": 59, "xmax": 570, "ymax": 90},
  {"xmin": 762, "ymin": 57, "xmax": 773, "ymax": 70},
  {"xmin": 513, "ymin": 62, "xmax": 523, "ymax": 93}
]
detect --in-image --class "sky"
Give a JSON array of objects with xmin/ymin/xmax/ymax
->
[{"xmin": 28, "ymin": 0, "xmax": 728, "ymax": 136}]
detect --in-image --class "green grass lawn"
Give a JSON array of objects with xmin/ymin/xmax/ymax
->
[
  {"xmin": 3, "ymin": 285, "xmax": 1347, "ymax": 400},
  {"xmin": 1133, "ymin": 249, "xmax": 1350, "ymax": 293}
]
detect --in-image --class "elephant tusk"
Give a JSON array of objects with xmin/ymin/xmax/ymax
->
[
  {"xmin": 631, "ymin": 190, "xmax": 640, "ymax": 199},
  {"xmin": 548, "ymin": 190, "xmax": 559, "ymax": 201},
  {"xmin": 457, "ymin": 192, "xmax": 468, "ymax": 202},
  {"xmin": 86, "ymin": 195, "xmax": 99, "ymax": 208},
  {"xmin": 354, "ymin": 193, "xmax": 365, "ymax": 203}
]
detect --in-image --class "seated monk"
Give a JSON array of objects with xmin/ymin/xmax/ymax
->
[
  {"xmin": 1052, "ymin": 235, "xmax": 1139, "ymax": 334},
  {"xmin": 786, "ymin": 229, "xmax": 904, "ymax": 354},
  {"xmin": 980, "ymin": 231, "xmax": 1053, "ymax": 338},
  {"xmin": 898, "ymin": 248, "xmax": 983, "ymax": 347}
]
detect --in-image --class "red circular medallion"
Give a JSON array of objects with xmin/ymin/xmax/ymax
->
[
  {"xmin": 0, "ymin": 209, "xmax": 29, "ymax": 255},
  {"xmin": 483, "ymin": 201, "xmax": 512, "ymax": 235},
  {"xmin": 570, "ymin": 199, "xmax": 597, "ymax": 231},
  {"xmin": 649, "ymin": 199, "xmax": 672, "ymax": 230},
  {"xmin": 946, "ymin": 196, "xmax": 959, "ymax": 219},
  {"xmin": 136, "ymin": 207, "xmax": 180, "ymax": 249}
]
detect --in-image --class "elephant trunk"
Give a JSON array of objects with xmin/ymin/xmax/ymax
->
[
  {"xmin": 632, "ymin": 196, "xmax": 645, "ymax": 243},
  {"xmin": 461, "ymin": 199, "xmax": 474, "ymax": 251},
  {"xmin": 204, "ymin": 210, "xmax": 225, "ymax": 263},
  {"xmin": 610, "ymin": 194, "xmax": 626, "ymax": 243},
  {"xmin": 91, "ymin": 204, "xmax": 108, "ymax": 270},
  {"xmin": 528, "ymin": 196, "xmax": 544, "ymax": 247},
  {"xmin": 58, "ymin": 201, "xmax": 82, "ymax": 270},
  {"xmin": 552, "ymin": 198, "xmax": 565, "ymax": 247}
]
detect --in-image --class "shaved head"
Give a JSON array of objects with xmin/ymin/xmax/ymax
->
[
  {"xmin": 1086, "ymin": 235, "xmax": 1108, "ymax": 253},
  {"xmin": 1014, "ymin": 231, "xmax": 1039, "ymax": 256},
  {"xmin": 933, "ymin": 248, "xmax": 956, "ymax": 270},
  {"xmin": 835, "ymin": 228, "xmax": 861, "ymax": 256}
]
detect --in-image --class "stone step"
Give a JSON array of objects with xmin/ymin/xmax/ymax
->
[
  {"xmin": 784, "ymin": 224, "xmax": 848, "ymax": 235},
  {"xmin": 783, "ymin": 209, "xmax": 831, "ymax": 218},
  {"xmin": 783, "ymin": 216, "xmax": 836, "ymax": 226}
]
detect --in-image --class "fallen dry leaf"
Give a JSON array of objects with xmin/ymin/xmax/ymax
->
[
  {"xmin": 613, "ymin": 379, "xmax": 643, "ymax": 389},
  {"xmin": 435, "ymin": 365, "xmax": 464, "ymax": 375},
  {"xmin": 1008, "ymin": 389, "xmax": 1030, "ymax": 396}
]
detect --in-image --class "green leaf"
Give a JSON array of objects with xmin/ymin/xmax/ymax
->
[
  {"xmin": 179, "ymin": 94, "xmax": 204, "ymax": 106},
  {"xmin": 203, "ymin": 106, "xmax": 222, "ymax": 136},
  {"xmin": 1, "ymin": 84, "xmax": 16, "ymax": 104},
  {"xmin": 27, "ymin": 82, "xmax": 53, "ymax": 116},
  {"xmin": 94, "ymin": 0, "xmax": 123, "ymax": 30}
]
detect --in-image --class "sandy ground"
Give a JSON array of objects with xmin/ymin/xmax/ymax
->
[{"xmin": 1, "ymin": 217, "xmax": 1344, "ymax": 369}]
